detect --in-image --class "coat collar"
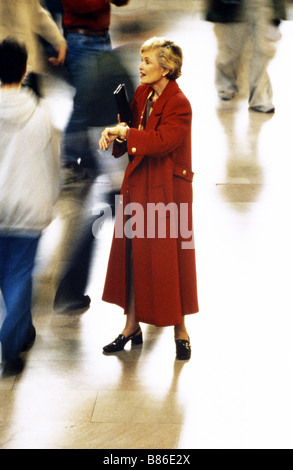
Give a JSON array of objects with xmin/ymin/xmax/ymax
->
[
  {"xmin": 155, "ymin": 80, "xmax": 180, "ymax": 110},
  {"xmin": 143, "ymin": 81, "xmax": 180, "ymax": 132}
]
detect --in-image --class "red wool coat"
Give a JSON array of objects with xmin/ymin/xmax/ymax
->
[{"xmin": 102, "ymin": 80, "xmax": 199, "ymax": 326}]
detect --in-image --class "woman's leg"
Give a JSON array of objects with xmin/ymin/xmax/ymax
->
[
  {"xmin": 174, "ymin": 316, "xmax": 191, "ymax": 360},
  {"xmin": 174, "ymin": 316, "xmax": 189, "ymax": 342},
  {"xmin": 102, "ymin": 255, "xmax": 141, "ymax": 353},
  {"xmin": 121, "ymin": 256, "xmax": 140, "ymax": 337}
]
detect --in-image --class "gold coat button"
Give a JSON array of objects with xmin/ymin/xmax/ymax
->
[
  {"xmin": 182, "ymin": 169, "xmax": 187, "ymax": 175},
  {"xmin": 131, "ymin": 147, "xmax": 136, "ymax": 154}
]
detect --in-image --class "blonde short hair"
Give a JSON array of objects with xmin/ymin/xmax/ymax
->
[{"xmin": 140, "ymin": 37, "xmax": 183, "ymax": 81}]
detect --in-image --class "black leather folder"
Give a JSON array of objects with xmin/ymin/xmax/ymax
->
[{"xmin": 113, "ymin": 83, "xmax": 132, "ymax": 126}]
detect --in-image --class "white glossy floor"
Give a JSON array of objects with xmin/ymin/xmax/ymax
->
[{"xmin": 2, "ymin": 0, "xmax": 293, "ymax": 449}]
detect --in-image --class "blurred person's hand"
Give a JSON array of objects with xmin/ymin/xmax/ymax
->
[
  {"xmin": 266, "ymin": 24, "xmax": 282, "ymax": 42},
  {"xmin": 48, "ymin": 42, "xmax": 67, "ymax": 66}
]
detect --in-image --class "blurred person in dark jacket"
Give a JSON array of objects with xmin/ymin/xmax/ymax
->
[
  {"xmin": 53, "ymin": 47, "xmax": 135, "ymax": 313},
  {"xmin": 60, "ymin": 0, "xmax": 130, "ymax": 183},
  {"xmin": 206, "ymin": 0, "xmax": 286, "ymax": 112}
]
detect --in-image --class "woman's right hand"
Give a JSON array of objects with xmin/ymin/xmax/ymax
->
[
  {"xmin": 99, "ymin": 123, "xmax": 129, "ymax": 151},
  {"xmin": 99, "ymin": 126, "xmax": 120, "ymax": 150}
]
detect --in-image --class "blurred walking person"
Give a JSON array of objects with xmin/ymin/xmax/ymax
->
[
  {"xmin": 0, "ymin": 38, "xmax": 61, "ymax": 374},
  {"xmin": 0, "ymin": 0, "xmax": 66, "ymax": 96},
  {"xmin": 206, "ymin": 0, "xmax": 286, "ymax": 112}
]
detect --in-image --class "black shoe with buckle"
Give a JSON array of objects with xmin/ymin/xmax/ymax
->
[
  {"xmin": 103, "ymin": 327, "xmax": 143, "ymax": 353},
  {"xmin": 175, "ymin": 338, "xmax": 191, "ymax": 360}
]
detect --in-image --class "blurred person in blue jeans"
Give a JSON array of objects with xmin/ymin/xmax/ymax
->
[
  {"xmin": 0, "ymin": 38, "xmax": 61, "ymax": 374},
  {"xmin": 60, "ymin": 0, "xmax": 130, "ymax": 183}
]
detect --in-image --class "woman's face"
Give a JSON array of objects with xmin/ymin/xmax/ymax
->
[{"xmin": 139, "ymin": 48, "xmax": 166, "ymax": 87}]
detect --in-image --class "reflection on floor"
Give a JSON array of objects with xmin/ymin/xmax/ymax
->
[{"xmin": 1, "ymin": 0, "xmax": 293, "ymax": 449}]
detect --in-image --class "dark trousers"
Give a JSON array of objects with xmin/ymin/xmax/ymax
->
[{"xmin": 0, "ymin": 235, "xmax": 40, "ymax": 361}]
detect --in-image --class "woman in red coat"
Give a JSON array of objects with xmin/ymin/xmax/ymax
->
[{"xmin": 99, "ymin": 37, "xmax": 199, "ymax": 360}]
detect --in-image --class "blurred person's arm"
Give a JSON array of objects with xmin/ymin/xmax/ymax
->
[
  {"xmin": 267, "ymin": 0, "xmax": 287, "ymax": 42},
  {"xmin": 271, "ymin": 0, "xmax": 287, "ymax": 24},
  {"xmin": 33, "ymin": 0, "xmax": 67, "ymax": 65}
]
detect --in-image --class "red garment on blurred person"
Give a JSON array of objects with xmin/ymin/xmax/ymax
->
[{"xmin": 62, "ymin": 0, "xmax": 129, "ymax": 33}]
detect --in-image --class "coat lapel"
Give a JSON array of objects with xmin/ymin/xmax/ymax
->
[
  {"xmin": 146, "ymin": 80, "xmax": 180, "ymax": 127},
  {"xmin": 127, "ymin": 81, "xmax": 180, "ymax": 175}
]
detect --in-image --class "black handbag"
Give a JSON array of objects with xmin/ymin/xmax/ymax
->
[{"xmin": 113, "ymin": 83, "xmax": 132, "ymax": 126}]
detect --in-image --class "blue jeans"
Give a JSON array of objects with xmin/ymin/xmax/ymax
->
[
  {"xmin": 63, "ymin": 32, "xmax": 112, "ymax": 167},
  {"xmin": 0, "ymin": 235, "xmax": 40, "ymax": 362}
]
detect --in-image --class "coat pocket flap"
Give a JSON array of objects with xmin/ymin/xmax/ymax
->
[{"xmin": 173, "ymin": 165, "xmax": 194, "ymax": 182}]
